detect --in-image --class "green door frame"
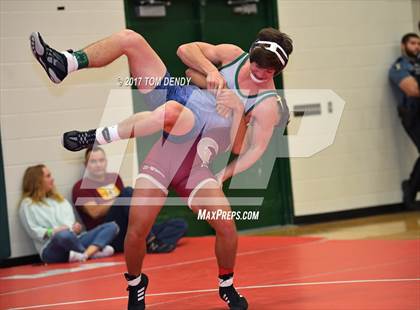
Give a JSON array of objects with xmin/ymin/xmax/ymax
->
[{"xmin": 0, "ymin": 129, "xmax": 11, "ymax": 259}]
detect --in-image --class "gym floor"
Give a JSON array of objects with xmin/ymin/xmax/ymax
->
[
  {"xmin": 250, "ymin": 211, "xmax": 420, "ymax": 240},
  {"xmin": 1, "ymin": 211, "xmax": 419, "ymax": 310}
]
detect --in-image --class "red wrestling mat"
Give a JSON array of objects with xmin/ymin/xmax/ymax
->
[{"xmin": 1, "ymin": 236, "xmax": 419, "ymax": 310}]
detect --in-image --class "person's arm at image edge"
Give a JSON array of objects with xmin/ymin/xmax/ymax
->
[
  {"xmin": 389, "ymin": 65, "xmax": 420, "ymax": 97},
  {"xmin": 399, "ymin": 76, "xmax": 420, "ymax": 97}
]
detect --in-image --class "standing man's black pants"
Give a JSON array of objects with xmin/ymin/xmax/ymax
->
[{"xmin": 398, "ymin": 100, "xmax": 420, "ymax": 203}]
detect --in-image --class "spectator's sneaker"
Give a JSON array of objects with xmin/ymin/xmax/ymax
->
[
  {"xmin": 30, "ymin": 32, "xmax": 69, "ymax": 83},
  {"xmin": 219, "ymin": 285, "xmax": 248, "ymax": 310},
  {"xmin": 92, "ymin": 245, "xmax": 115, "ymax": 259},
  {"xmin": 68, "ymin": 251, "xmax": 87, "ymax": 263},
  {"xmin": 146, "ymin": 234, "xmax": 176, "ymax": 253},
  {"xmin": 125, "ymin": 273, "xmax": 149, "ymax": 310},
  {"xmin": 62, "ymin": 129, "xmax": 97, "ymax": 152}
]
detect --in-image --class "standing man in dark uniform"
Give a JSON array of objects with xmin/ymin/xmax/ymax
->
[{"xmin": 389, "ymin": 32, "xmax": 420, "ymax": 209}]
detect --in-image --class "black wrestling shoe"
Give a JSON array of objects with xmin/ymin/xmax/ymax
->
[
  {"xmin": 62, "ymin": 129, "xmax": 97, "ymax": 152},
  {"xmin": 125, "ymin": 273, "xmax": 149, "ymax": 310},
  {"xmin": 30, "ymin": 32, "xmax": 69, "ymax": 83},
  {"xmin": 219, "ymin": 285, "xmax": 248, "ymax": 310}
]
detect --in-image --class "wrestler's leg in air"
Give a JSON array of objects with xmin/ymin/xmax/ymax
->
[
  {"xmin": 62, "ymin": 100, "xmax": 195, "ymax": 152},
  {"xmin": 30, "ymin": 29, "xmax": 165, "ymax": 92}
]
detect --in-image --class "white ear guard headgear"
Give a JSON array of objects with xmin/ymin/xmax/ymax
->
[{"xmin": 249, "ymin": 40, "xmax": 289, "ymax": 69}]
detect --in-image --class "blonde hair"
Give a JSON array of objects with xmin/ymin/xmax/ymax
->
[{"xmin": 21, "ymin": 164, "xmax": 64, "ymax": 204}]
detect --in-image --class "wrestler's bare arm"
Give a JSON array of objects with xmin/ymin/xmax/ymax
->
[
  {"xmin": 214, "ymin": 89, "xmax": 249, "ymax": 152},
  {"xmin": 185, "ymin": 68, "xmax": 207, "ymax": 88},
  {"xmin": 177, "ymin": 42, "xmax": 243, "ymax": 74},
  {"xmin": 231, "ymin": 115, "xmax": 249, "ymax": 155},
  {"xmin": 231, "ymin": 115, "xmax": 251, "ymax": 155},
  {"xmin": 219, "ymin": 120, "xmax": 274, "ymax": 182},
  {"xmin": 177, "ymin": 43, "xmax": 243, "ymax": 92},
  {"xmin": 183, "ymin": 42, "xmax": 243, "ymax": 87},
  {"xmin": 229, "ymin": 104, "xmax": 246, "ymax": 152},
  {"xmin": 216, "ymin": 99, "xmax": 280, "ymax": 182}
]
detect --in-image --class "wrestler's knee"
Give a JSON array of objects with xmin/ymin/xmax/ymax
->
[
  {"xmin": 125, "ymin": 219, "xmax": 151, "ymax": 241},
  {"xmin": 164, "ymin": 100, "xmax": 185, "ymax": 128},
  {"xmin": 119, "ymin": 29, "xmax": 147, "ymax": 52},
  {"xmin": 212, "ymin": 218, "xmax": 237, "ymax": 238},
  {"xmin": 125, "ymin": 228, "xmax": 148, "ymax": 243}
]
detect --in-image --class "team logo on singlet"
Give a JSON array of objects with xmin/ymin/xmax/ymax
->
[{"xmin": 197, "ymin": 137, "xmax": 219, "ymax": 168}]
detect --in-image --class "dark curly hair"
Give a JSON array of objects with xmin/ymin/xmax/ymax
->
[{"xmin": 249, "ymin": 28, "xmax": 293, "ymax": 76}]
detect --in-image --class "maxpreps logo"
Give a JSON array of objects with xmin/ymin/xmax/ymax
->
[{"xmin": 197, "ymin": 209, "xmax": 260, "ymax": 221}]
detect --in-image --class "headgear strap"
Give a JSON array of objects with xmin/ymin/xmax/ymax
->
[{"xmin": 252, "ymin": 40, "xmax": 288, "ymax": 66}]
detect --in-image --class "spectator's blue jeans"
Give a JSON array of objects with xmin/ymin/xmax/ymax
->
[{"xmin": 41, "ymin": 222, "xmax": 119, "ymax": 263}]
